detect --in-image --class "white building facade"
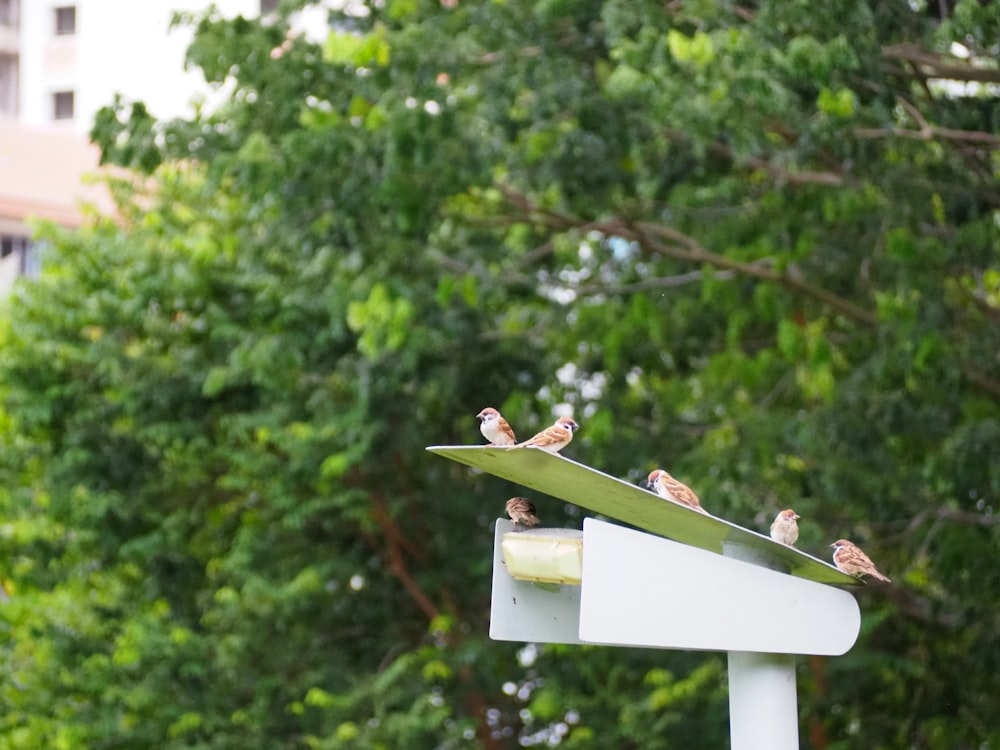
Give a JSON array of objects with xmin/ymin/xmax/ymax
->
[
  {"xmin": 0, "ymin": 0, "xmax": 319, "ymax": 292},
  {"xmin": 12, "ymin": 0, "xmax": 276, "ymax": 131}
]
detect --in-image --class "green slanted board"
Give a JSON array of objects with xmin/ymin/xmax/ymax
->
[{"xmin": 427, "ymin": 445, "xmax": 859, "ymax": 586}]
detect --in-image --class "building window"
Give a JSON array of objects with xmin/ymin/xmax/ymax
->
[
  {"xmin": 53, "ymin": 90, "xmax": 74, "ymax": 120},
  {"xmin": 55, "ymin": 5, "xmax": 76, "ymax": 35},
  {"xmin": 0, "ymin": 235, "xmax": 37, "ymax": 279},
  {"xmin": 0, "ymin": 0, "xmax": 18, "ymax": 28},
  {"xmin": 0, "ymin": 55, "xmax": 16, "ymax": 115},
  {"xmin": 0, "ymin": 235, "xmax": 20, "ymax": 258},
  {"xmin": 22, "ymin": 239, "xmax": 42, "ymax": 278}
]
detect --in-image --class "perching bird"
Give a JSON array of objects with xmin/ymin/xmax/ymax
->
[
  {"xmin": 831, "ymin": 539, "xmax": 891, "ymax": 583},
  {"xmin": 770, "ymin": 509, "xmax": 800, "ymax": 546},
  {"xmin": 505, "ymin": 497, "xmax": 541, "ymax": 530},
  {"xmin": 646, "ymin": 469, "xmax": 707, "ymax": 513},
  {"xmin": 476, "ymin": 407, "xmax": 517, "ymax": 446},
  {"xmin": 514, "ymin": 416, "xmax": 579, "ymax": 453}
]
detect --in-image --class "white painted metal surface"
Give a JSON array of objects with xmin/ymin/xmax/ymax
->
[
  {"xmin": 578, "ymin": 519, "xmax": 860, "ymax": 655},
  {"xmin": 728, "ymin": 652, "xmax": 799, "ymax": 750},
  {"xmin": 489, "ymin": 519, "xmax": 585, "ymax": 645}
]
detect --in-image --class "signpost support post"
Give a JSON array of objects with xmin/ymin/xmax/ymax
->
[
  {"xmin": 728, "ymin": 651, "xmax": 799, "ymax": 750},
  {"xmin": 721, "ymin": 541, "xmax": 800, "ymax": 749}
]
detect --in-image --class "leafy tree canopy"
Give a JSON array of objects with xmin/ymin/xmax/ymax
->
[{"xmin": 1, "ymin": 0, "xmax": 998, "ymax": 748}]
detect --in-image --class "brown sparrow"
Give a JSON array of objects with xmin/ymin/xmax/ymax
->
[
  {"xmin": 476, "ymin": 407, "xmax": 516, "ymax": 446},
  {"xmin": 770, "ymin": 509, "xmax": 800, "ymax": 546},
  {"xmin": 514, "ymin": 416, "xmax": 579, "ymax": 453},
  {"xmin": 831, "ymin": 539, "xmax": 891, "ymax": 582},
  {"xmin": 505, "ymin": 497, "xmax": 541, "ymax": 530},
  {"xmin": 646, "ymin": 469, "xmax": 707, "ymax": 513}
]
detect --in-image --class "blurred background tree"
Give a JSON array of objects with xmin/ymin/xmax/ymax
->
[{"xmin": 0, "ymin": 0, "xmax": 997, "ymax": 747}]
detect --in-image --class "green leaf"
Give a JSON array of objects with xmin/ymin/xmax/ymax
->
[
  {"xmin": 604, "ymin": 64, "xmax": 646, "ymax": 100},
  {"xmin": 667, "ymin": 29, "xmax": 715, "ymax": 67},
  {"xmin": 201, "ymin": 366, "xmax": 228, "ymax": 397},
  {"xmin": 167, "ymin": 712, "xmax": 203, "ymax": 738},
  {"xmin": 305, "ymin": 687, "xmax": 336, "ymax": 708},
  {"xmin": 817, "ymin": 87, "xmax": 856, "ymax": 117}
]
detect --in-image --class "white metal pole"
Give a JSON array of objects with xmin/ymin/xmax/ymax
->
[
  {"xmin": 727, "ymin": 651, "xmax": 798, "ymax": 750},
  {"xmin": 722, "ymin": 541, "xmax": 799, "ymax": 750}
]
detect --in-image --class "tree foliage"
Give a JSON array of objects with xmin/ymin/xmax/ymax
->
[{"xmin": 1, "ymin": 0, "xmax": 998, "ymax": 748}]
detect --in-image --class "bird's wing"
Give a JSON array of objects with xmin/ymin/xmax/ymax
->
[
  {"xmin": 498, "ymin": 419, "xmax": 517, "ymax": 443},
  {"xmin": 665, "ymin": 479, "xmax": 702, "ymax": 509},
  {"xmin": 521, "ymin": 426, "xmax": 567, "ymax": 447}
]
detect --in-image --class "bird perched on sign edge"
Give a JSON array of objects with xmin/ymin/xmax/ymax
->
[
  {"xmin": 476, "ymin": 406, "xmax": 517, "ymax": 446},
  {"xmin": 647, "ymin": 469, "xmax": 707, "ymax": 513},
  {"xmin": 770, "ymin": 509, "xmax": 800, "ymax": 546},
  {"xmin": 505, "ymin": 497, "xmax": 541, "ymax": 530},
  {"xmin": 513, "ymin": 416, "xmax": 579, "ymax": 453},
  {"xmin": 831, "ymin": 539, "xmax": 891, "ymax": 583}
]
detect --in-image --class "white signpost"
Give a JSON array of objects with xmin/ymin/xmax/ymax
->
[{"xmin": 428, "ymin": 446, "xmax": 864, "ymax": 750}]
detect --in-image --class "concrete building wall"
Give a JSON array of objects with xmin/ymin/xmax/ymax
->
[
  {"xmin": 18, "ymin": 0, "xmax": 264, "ymax": 132},
  {"xmin": 0, "ymin": 0, "xmax": 334, "ymax": 293}
]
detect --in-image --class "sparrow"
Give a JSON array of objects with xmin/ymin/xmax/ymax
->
[
  {"xmin": 513, "ymin": 416, "xmax": 579, "ymax": 453},
  {"xmin": 830, "ymin": 539, "xmax": 891, "ymax": 583},
  {"xmin": 505, "ymin": 497, "xmax": 541, "ymax": 530},
  {"xmin": 476, "ymin": 407, "xmax": 517, "ymax": 446},
  {"xmin": 646, "ymin": 469, "xmax": 707, "ymax": 513},
  {"xmin": 770, "ymin": 509, "xmax": 800, "ymax": 546}
]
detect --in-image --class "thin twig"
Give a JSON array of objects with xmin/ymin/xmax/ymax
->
[
  {"xmin": 632, "ymin": 220, "xmax": 881, "ymax": 326},
  {"xmin": 744, "ymin": 157, "xmax": 845, "ymax": 186},
  {"xmin": 854, "ymin": 125, "xmax": 1000, "ymax": 145},
  {"xmin": 882, "ymin": 43, "xmax": 1000, "ymax": 84},
  {"xmin": 572, "ymin": 268, "xmax": 738, "ymax": 295}
]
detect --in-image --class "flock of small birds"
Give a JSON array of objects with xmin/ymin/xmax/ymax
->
[{"xmin": 476, "ymin": 406, "xmax": 892, "ymax": 584}]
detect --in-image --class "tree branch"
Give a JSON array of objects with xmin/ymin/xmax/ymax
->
[
  {"xmin": 855, "ymin": 94, "xmax": 1000, "ymax": 145},
  {"xmin": 807, "ymin": 656, "xmax": 830, "ymax": 750},
  {"xmin": 359, "ymin": 484, "xmax": 441, "ymax": 622},
  {"xmin": 876, "ymin": 584, "xmax": 962, "ymax": 629},
  {"xmin": 459, "ymin": 668, "xmax": 503, "ymax": 750},
  {"xmin": 490, "ymin": 185, "xmax": 1000, "ymax": 404},
  {"xmin": 629, "ymin": 221, "xmax": 881, "ymax": 326},
  {"xmin": 513, "ymin": 238, "xmax": 558, "ymax": 269},
  {"xmin": 572, "ymin": 268, "xmax": 739, "ymax": 296},
  {"xmin": 854, "ymin": 124, "xmax": 1000, "ymax": 146},
  {"xmin": 496, "ymin": 183, "xmax": 578, "ymax": 230},
  {"xmin": 701, "ymin": 135, "xmax": 848, "ymax": 187},
  {"xmin": 877, "ymin": 506, "xmax": 999, "ymax": 542},
  {"xmin": 934, "ymin": 507, "xmax": 999, "ymax": 527},
  {"xmin": 882, "ymin": 43, "xmax": 1000, "ymax": 84},
  {"xmin": 961, "ymin": 368, "xmax": 1000, "ymax": 402},
  {"xmin": 491, "ymin": 185, "xmax": 879, "ymax": 325}
]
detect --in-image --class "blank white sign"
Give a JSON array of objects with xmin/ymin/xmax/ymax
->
[{"xmin": 579, "ymin": 519, "xmax": 860, "ymax": 655}]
